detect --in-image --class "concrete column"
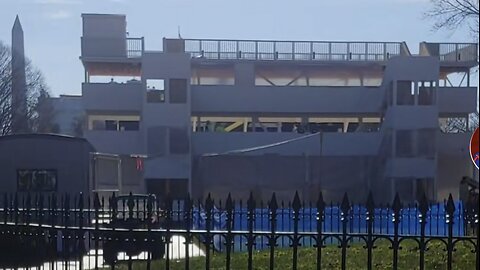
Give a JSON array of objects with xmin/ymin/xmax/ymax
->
[
  {"xmin": 414, "ymin": 81, "xmax": 419, "ymax": 106},
  {"xmin": 467, "ymin": 70, "xmax": 470, "ymax": 87},
  {"xmin": 392, "ymin": 80, "xmax": 397, "ymax": 106},
  {"xmin": 252, "ymin": 116, "xmax": 258, "ymax": 133},
  {"xmin": 234, "ymin": 62, "xmax": 255, "ymax": 87}
]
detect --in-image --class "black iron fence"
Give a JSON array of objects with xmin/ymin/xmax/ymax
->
[{"xmin": 0, "ymin": 191, "xmax": 478, "ymax": 270}]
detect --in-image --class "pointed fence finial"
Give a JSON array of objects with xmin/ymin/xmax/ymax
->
[
  {"xmin": 391, "ymin": 193, "xmax": 402, "ymax": 223},
  {"xmin": 247, "ymin": 191, "xmax": 256, "ymax": 211},
  {"xmin": 292, "ymin": 191, "xmax": 302, "ymax": 212},
  {"xmin": 392, "ymin": 193, "xmax": 402, "ymax": 213},
  {"xmin": 127, "ymin": 192, "xmax": 135, "ymax": 219},
  {"xmin": 340, "ymin": 192, "xmax": 350, "ymax": 215},
  {"xmin": 78, "ymin": 192, "xmax": 83, "ymax": 211},
  {"xmin": 317, "ymin": 191, "xmax": 325, "ymax": 211},
  {"xmin": 269, "ymin": 192, "xmax": 278, "ymax": 212},
  {"xmin": 418, "ymin": 192, "xmax": 429, "ymax": 223},
  {"xmin": 366, "ymin": 192, "xmax": 375, "ymax": 213},
  {"xmin": 445, "ymin": 193, "xmax": 456, "ymax": 224},
  {"xmin": 225, "ymin": 193, "xmax": 233, "ymax": 212},
  {"xmin": 205, "ymin": 193, "xmax": 214, "ymax": 212}
]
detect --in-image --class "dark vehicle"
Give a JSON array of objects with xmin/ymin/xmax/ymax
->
[{"xmin": 102, "ymin": 193, "xmax": 165, "ymax": 265}]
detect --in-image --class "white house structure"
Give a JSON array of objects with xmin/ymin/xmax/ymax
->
[{"xmin": 76, "ymin": 13, "xmax": 478, "ymax": 203}]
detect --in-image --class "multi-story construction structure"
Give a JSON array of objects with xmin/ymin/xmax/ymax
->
[{"xmin": 79, "ymin": 14, "xmax": 478, "ymax": 203}]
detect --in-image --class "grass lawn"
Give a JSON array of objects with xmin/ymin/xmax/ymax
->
[{"xmin": 110, "ymin": 239, "xmax": 476, "ymax": 270}]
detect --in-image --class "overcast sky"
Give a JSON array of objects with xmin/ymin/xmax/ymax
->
[{"xmin": 0, "ymin": 0, "xmax": 476, "ymax": 96}]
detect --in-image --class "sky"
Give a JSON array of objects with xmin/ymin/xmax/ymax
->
[{"xmin": 0, "ymin": 0, "xmax": 477, "ymax": 96}]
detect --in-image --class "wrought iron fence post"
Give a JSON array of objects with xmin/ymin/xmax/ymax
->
[
  {"xmin": 25, "ymin": 193, "xmax": 31, "ymax": 225},
  {"xmin": 3, "ymin": 194, "xmax": 7, "ymax": 224},
  {"xmin": 145, "ymin": 194, "xmax": 153, "ymax": 270},
  {"xmin": 77, "ymin": 193, "xmax": 84, "ymax": 270},
  {"xmin": 14, "ymin": 193, "xmax": 19, "ymax": 226},
  {"xmin": 291, "ymin": 191, "xmax": 302, "ymax": 270},
  {"xmin": 445, "ymin": 194, "xmax": 455, "ymax": 270},
  {"xmin": 418, "ymin": 193, "xmax": 429, "ymax": 270},
  {"xmin": 204, "ymin": 194, "xmax": 214, "ymax": 270},
  {"xmin": 38, "ymin": 194, "xmax": 44, "ymax": 227},
  {"xmin": 391, "ymin": 193, "xmax": 402, "ymax": 270},
  {"xmin": 164, "ymin": 194, "xmax": 173, "ymax": 270},
  {"xmin": 225, "ymin": 193, "xmax": 234, "ymax": 270},
  {"xmin": 268, "ymin": 193, "xmax": 278, "ymax": 270},
  {"xmin": 316, "ymin": 192, "xmax": 325, "ymax": 270},
  {"xmin": 365, "ymin": 192, "xmax": 375, "ymax": 270},
  {"xmin": 340, "ymin": 193, "xmax": 351, "ymax": 270},
  {"xmin": 110, "ymin": 192, "xmax": 117, "ymax": 224},
  {"xmin": 107, "ymin": 193, "xmax": 117, "ymax": 270},
  {"xmin": 93, "ymin": 193, "xmax": 101, "ymax": 270},
  {"xmin": 184, "ymin": 194, "xmax": 192, "ymax": 270},
  {"xmin": 63, "ymin": 194, "xmax": 71, "ymax": 270},
  {"xmin": 247, "ymin": 191, "xmax": 256, "ymax": 270},
  {"xmin": 50, "ymin": 195, "xmax": 57, "ymax": 230}
]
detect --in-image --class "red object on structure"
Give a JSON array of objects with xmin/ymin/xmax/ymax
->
[
  {"xmin": 470, "ymin": 127, "xmax": 479, "ymax": 169},
  {"xmin": 136, "ymin": 157, "xmax": 144, "ymax": 171}
]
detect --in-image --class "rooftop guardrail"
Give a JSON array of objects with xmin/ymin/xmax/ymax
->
[
  {"xmin": 127, "ymin": 37, "xmax": 144, "ymax": 58},
  {"xmin": 81, "ymin": 37, "xmax": 144, "ymax": 59},
  {"xmin": 184, "ymin": 39, "xmax": 410, "ymax": 61},
  {"xmin": 420, "ymin": 42, "xmax": 478, "ymax": 62}
]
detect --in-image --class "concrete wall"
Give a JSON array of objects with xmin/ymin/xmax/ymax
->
[
  {"xmin": 84, "ymin": 130, "xmax": 143, "ymax": 155},
  {"xmin": 234, "ymin": 62, "xmax": 255, "ymax": 87},
  {"xmin": 143, "ymin": 104, "xmax": 191, "ymax": 127},
  {"xmin": 384, "ymin": 106, "xmax": 439, "ymax": 129},
  {"xmin": 438, "ymin": 87, "xmax": 477, "ymax": 115},
  {"xmin": 191, "ymin": 85, "xmax": 384, "ymax": 114},
  {"xmin": 144, "ymin": 156, "xmax": 190, "ymax": 179},
  {"xmin": 385, "ymin": 158, "xmax": 436, "ymax": 178},
  {"xmin": 437, "ymin": 133, "xmax": 472, "ymax": 156},
  {"xmin": 141, "ymin": 51, "xmax": 192, "ymax": 182},
  {"xmin": 81, "ymin": 37, "xmax": 127, "ymax": 58},
  {"xmin": 384, "ymin": 56, "xmax": 440, "ymax": 82},
  {"xmin": 142, "ymin": 52, "xmax": 191, "ymax": 78},
  {"xmin": 192, "ymin": 132, "xmax": 381, "ymax": 156},
  {"xmin": 0, "ymin": 134, "xmax": 94, "ymax": 196},
  {"xmin": 194, "ymin": 155, "xmax": 376, "ymax": 203},
  {"xmin": 81, "ymin": 14, "xmax": 127, "ymax": 58},
  {"xmin": 82, "ymin": 82, "xmax": 143, "ymax": 112},
  {"xmin": 82, "ymin": 14, "xmax": 126, "ymax": 38}
]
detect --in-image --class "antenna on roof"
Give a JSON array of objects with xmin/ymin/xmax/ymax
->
[{"xmin": 178, "ymin": 25, "xmax": 182, "ymax": 39}]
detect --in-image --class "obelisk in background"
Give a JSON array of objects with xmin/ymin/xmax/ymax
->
[{"xmin": 11, "ymin": 15, "xmax": 28, "ymax": 133}]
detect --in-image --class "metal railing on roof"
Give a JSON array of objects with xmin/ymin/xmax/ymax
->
[
  {"xmin": 420, "ymin": 42, "xmax": 478, "ymax": 62},
  {"xmin": 127, "ymin": 37, "xmax": 144, "ymax": 58},
  {"xmin": 184, "ymin": 39, "xmax": 409, "ymax": 61}
]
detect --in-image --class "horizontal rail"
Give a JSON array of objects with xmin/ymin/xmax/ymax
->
[
  {"xmin": 127, "ymin": 37, "xmax": 144, "ymax": 58},
  {"xmin": 421, "ymin": 42, "xmax": 478, "ymax": 62},
  {"xmin": 1, "ymin": 222, "xmax": 478, "ymax": 241},
  {"xmin": 184, "ymin": 39, "xmax": 407, "ymax": 61}
]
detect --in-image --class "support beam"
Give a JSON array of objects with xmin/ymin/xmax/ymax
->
[
  {"xmin": 286, "ymin": 72, "xmax": 305, "ymax": 86},
  {"xmin": 258, "ymin": 74, "xmax": 277, "ymax": 86}
]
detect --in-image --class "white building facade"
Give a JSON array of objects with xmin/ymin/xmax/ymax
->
[{"xmin": 79, "ymin": 14, "xmax": 478, "ymax": 203}]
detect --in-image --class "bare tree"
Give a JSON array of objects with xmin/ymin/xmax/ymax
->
[
  {"xmin": 0, "ymin": 41, "xmax": 54, "ymax": 135},
  {"xmin": 440, "ymin": 112, "xmax": 479, "ymax": 133},
  {"xmin": 426, "ymin": 1, "xmax": 479, "ymax": 133},
  {"xmin": 72, "ymin": 114, "xmax": 86, "ymax": 137},
  {"xmin": 425, "ymin": 0, "xmax": 479, "ymax": 39}
]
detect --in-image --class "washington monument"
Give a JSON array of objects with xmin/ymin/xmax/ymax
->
[{"xmin": 11, "ymin": 15, "xmax": 28, "ymax": 133}]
